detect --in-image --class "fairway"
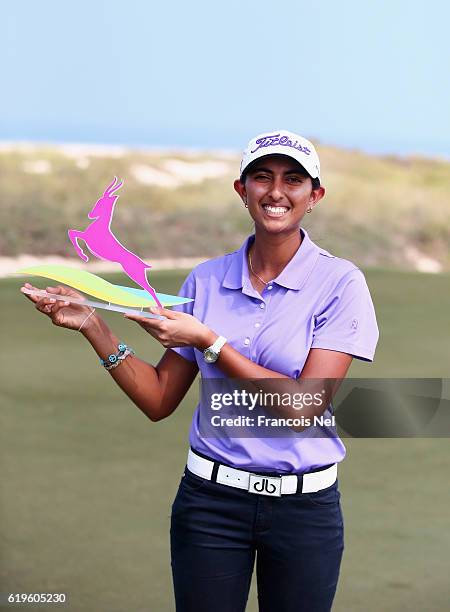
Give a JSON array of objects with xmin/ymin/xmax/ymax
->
[{"xmin": 1, "ymin": 269, "xmax": 449, "ymax": 611}]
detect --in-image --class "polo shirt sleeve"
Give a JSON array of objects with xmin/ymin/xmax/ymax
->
[
  {"xmin": 311, "ymin": 268, "xmax": 379, "ymax": 362},
  {"xmin": 168, "ymin": 269, "xmax": 197, "ymax": 363}
]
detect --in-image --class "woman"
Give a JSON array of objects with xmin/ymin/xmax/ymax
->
[{"xmin": 21, "ymin": 129, "xmax": 379, "ymax": 611}]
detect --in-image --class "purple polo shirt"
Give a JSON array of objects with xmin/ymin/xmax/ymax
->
[{"xmin": 170, "ymin": 227, "xmax": 379, "ymax": 473}]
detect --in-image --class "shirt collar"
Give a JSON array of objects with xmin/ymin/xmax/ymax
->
[{"xmin": 222, "ymin": 226, "xmax": 321, "ymax": 293}]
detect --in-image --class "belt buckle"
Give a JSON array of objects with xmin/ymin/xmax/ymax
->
[{"xmin": 248, "ymin": 473, "xmax": 282, "ymax": 497}]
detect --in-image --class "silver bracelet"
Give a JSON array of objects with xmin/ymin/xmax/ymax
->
[{"xmin": 103, "ymin": 348, "xmax": 135, "ymax": 371}]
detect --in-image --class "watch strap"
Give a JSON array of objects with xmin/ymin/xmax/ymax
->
[{"xmin": 209, "ymin": 335, "xmax": 227, "ymax": 353}]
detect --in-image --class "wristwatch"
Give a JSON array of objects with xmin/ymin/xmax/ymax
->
[{"xmin": 203, "ymin": 335, "xmax": 227, "ymax": 363}]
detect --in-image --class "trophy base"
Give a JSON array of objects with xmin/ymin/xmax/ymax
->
[{"xmin": 21, "ymin": 288, "xmax": 167, "ymax": 320}]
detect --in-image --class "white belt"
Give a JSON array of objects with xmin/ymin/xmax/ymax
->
[{"xmin": 187, "ymin": 448, "xmax": 337, "ymax": 497}]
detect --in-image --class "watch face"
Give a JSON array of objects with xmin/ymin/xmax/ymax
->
[{"xmin": 204, "ymin": 349, "xmax": 217, "ymax": 363}]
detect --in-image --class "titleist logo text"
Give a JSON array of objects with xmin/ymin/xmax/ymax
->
[{"xmin": 250, "ymin": 133, "xmax": 311, "ymax": 155}]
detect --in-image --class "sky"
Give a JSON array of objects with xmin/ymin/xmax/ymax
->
[{"xmin": 1, "ymin": 0, "xmax": 449, "ymax": 157}]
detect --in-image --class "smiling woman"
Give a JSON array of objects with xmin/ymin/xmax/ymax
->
[
  {"xmin": 233, "ymin": 135, "xmax": 325, "ymax": 288},
  {"xmin": 165, "ymin": 130, "xmax": 379, "ymax": 612},
  {"xmin": 20, "ymin": 129, "xmax": 379, "ymax": 612},
  {"xmin": 238, "ymin": 156, "xmax": 323, "ymax": 217}
]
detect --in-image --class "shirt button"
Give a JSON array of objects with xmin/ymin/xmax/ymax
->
[
  {"xmin": 254, "ymin": 322, "xmax": 261, "ymax": 328},
  {"xmin": 260, "ymin": 303, "xmax": 265, "ymax": 309},
  {"xmin": 267, "ymin": 285, "xmax": 273, "ymax": 290},
  {"xmin": 244, "ymin": 338, "xmax": 250, "ymax": 345}
]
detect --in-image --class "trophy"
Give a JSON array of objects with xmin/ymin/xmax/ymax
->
[{"xmin": 17, "ymin": 177, "xmax": 193, "ymax": 320}]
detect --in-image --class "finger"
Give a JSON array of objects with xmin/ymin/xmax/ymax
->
[
  {"xmin": 36, "ymin": 296, "xmax": 56, "ymax": 307},
  {"xmin": 149, "ymin": 306, "xmax": 176, "ymax": 319},
  {"xmin": 46, "ymin": 285, "xmax": 73, "ymax": 298},
  {"xmin": 20, "ymin": 283, "xmax": 41, "ymax": 303},
  {"xmin": 123, "ymin": 313, "xmax": 159, "ymax": 325},
  {"xmin": 35, "ymin": 295, "xmax": 58, "ymax": 308},
  {"xmin": 35, "ymin": 297, "xmax": 56, "ymax": 314},
  {"xmin": 21, "ymin": 287, "xmax": 38, "ymax": 303},
  {"xmin": 44, "ymin": 284, "xmax": 77, "ymax": 299},
  {"xmin": 50, "ymin": 299, "xmax": 70, "ymax": 314},
  {"xmin": 46, "ymin": 286, "xmax": 71, "ymax": 305}
]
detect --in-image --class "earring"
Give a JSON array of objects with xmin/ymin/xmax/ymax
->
[
  {"xmin": 244, "ymin": 199, "xmax": 248, "ymax": 208},
  {"xmin": 306, "ymin": 206, "xmax": 312, "ymax": 213}
]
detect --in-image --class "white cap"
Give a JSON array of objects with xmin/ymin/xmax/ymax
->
[{"xmin": 240, "ymin": 129, "xmax": 321, "ymax": 183}]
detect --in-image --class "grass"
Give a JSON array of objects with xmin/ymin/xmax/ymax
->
[{"xmin": 1, "ymin": 268, "xmax": 449, "ymax": 611}]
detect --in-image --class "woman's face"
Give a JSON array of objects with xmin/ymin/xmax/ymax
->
[{"xmin": 234, "ymin": 154, "xmax": 325, "ymax": 234}]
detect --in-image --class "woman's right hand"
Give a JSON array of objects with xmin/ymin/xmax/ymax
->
[{"xmin": 20, "ymin": 282, "xmax": 98, "ymax": 332}]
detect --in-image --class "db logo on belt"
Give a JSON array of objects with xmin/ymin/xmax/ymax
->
[{"xmin": 248, "ymin": 474, "xmax": 282, "ymax": 497}]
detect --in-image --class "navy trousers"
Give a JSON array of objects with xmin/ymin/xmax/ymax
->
[{"xmin": 170, "ymin": 465, "xmax": 344, "ymax": 612}]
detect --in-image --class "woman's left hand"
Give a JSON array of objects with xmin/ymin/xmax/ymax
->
[{"xmin": 123, "ymin": 306, "xmax": 211, "ymax": 350}]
